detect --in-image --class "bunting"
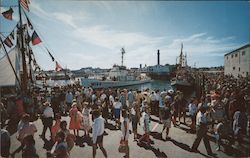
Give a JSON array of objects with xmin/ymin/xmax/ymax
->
[
  {"xmin": 46, "ymin": 48, "xmax": 55, "ymax": 62},
  {"xmin": 55, "ymin": 61, "xmax": 62, "ymax": 72},
  {"xmin": 20, "ymin": 0, "xmax": 29, "ymax": 12},
  {"xmin": 4, "ymin": 36, "xmax": 13, "ymax": 48},
  {"xmin": 31, "ymin": 31, "xmax": 42, "ymax": 45},
  {"xmin": 10, "ymin": 31, "xmax": 15, "ymax": 40},
  {"xmin": 2, "ymin": 8, "xmax": 13, "ymax": 20}
]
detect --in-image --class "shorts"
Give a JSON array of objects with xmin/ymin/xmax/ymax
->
[
  {"xmin": 114, "ymin": 109, "xmax": 121, "ymax": 119},
  {"xmin": 131, "ymin": 114, "xmax": 138, "ymax": 131},
  {"xmin": 94, "ymin": 134, "xmax": 104, "ymax": 145},
  {"xmin": 162, "ymin": 118, "xmax": 171, "ymax": 128},
  {"xmin": 43, "ymin": 117, "xmax": 53, "ymax": 127},
  {"xmin": 159, "ymin": 107, "xmax": 164, "ymax": 118}
]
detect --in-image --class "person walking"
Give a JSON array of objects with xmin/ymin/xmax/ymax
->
[
  {"xmin": 113, "ymin": 97, "xmax": 122, "ymax": 128},
  {"xmin": 127, "ymin": 89, "xmax": 134, "ymax": 108},
  {"xmin": 51, "ymin": 114, "xmax": 62, "ymax": 142},
  {"xmin": 92, "ymin": 109, "xmax": 108, "ymax": 158},
  {"xmin": 11, "ymin": 114, "xmax": 37, "ymax": 157},
  {"xmin": 52, "ymin": 131, "xmax": 69, "ymax": 158},
  {"xmin": 40, "ymin": 102, "xmax": 54, "ymax": 139},
  {"xmin": 69, "ymin": 103, "xmax": 82, "ymax": 137},
  {"xmin": 120, "ymin": 109, "xmax": 130, "ymax": 158},
  {"xmin": 139, "ymin": 106, "xmax": 151, "ymax": 145},
  {"xmin": 59, "ymin": 121, "xmax": 75, "ymax": 153},
  {"xmin": 81, "ymin": 104, "xmax": 91, "ymax": 137},
  {"xmin": 65, "ymin": 91, "xmax": 73, "ymax": 113},
  {"xmin": 131, "ymin": 102, "xmax": 139, "ymax": 140},
  {"xmin": 191, "ymin": 106, "xmax": 215, "ymax": 156},
  {"xmin": 188, "ymin": 98, "xmax": 198, "ymax": 133},
  {"xmin": 161, "ymin": 100, "xmax": 172, "ymax": 140}
]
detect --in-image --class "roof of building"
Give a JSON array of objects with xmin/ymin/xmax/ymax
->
[{"xmin": 224, "ymin": 43, "xmax": 250, "ymax": 56}]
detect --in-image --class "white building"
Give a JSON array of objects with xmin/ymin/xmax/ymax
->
[{"xmin": 224, "ymin": 44, "xmax": 250, "ymax": 78}]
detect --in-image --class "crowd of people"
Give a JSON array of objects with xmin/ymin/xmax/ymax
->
[{"xmin": 0, "ymin": 73, "xmax": 249, "ymax": 158}]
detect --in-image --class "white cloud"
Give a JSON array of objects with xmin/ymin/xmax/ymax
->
[
  {"xmin": 52, "ymin": 12, "xmax": 77, "ymax": 29},
  {"xmin": 72, "ymin": 25, "xmax": 164, "ymax": 50}
]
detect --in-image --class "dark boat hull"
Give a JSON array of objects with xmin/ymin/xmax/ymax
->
[{"xmin": 147, "ymin": 73, "xmax": 171, "ymax": 80}]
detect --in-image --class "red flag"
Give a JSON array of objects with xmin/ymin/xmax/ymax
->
[
  {"xmin": 20, "ymin": 0, "xmax": 29, "ymax": 12},
  {"xmin": 55, "ymin": 61, "xmax": 62, "ymax": 72},
  {"xmin": 2, "ymin": 8, "xmax": 14, "ymax": 20},
  {"xmin": 31, "ymin": 31, "xmax": 42, "ymax": 45},
  {"xmin": 4, "ymin": 36, "xmax": 13, "ymax": 48}
]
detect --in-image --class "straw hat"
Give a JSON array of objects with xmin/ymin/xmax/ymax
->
[
  {"xmin": 71, "ymin": 102, "xmax": 77, "ymax": 107},
  {"xmin": 43, "ymin": 101, "xmax": 50, "ymax": 106}
]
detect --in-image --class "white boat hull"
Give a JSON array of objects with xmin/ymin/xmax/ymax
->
[{"xmin": 81, "ymin": 78, "xmax": 151, "ymax": 89}]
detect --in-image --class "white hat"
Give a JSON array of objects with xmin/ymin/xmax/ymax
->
[{"xmin": 168, "ymin": 89, "xmax": 174, "ymax": 94}]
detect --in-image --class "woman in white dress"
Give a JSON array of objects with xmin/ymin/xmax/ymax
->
[{"xmin": 81, "ymin": 103, "xmax": 91, "ymax": 137}]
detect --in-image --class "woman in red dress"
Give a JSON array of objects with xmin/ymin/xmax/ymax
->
[{"xmin": 69, "ymin": 103, "xmax": 82, "ymax": 137}]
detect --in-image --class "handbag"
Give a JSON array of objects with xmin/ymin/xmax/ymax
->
[{"xmin": 118, "ymin": 140, "xmax": 127, "ymax": 153}]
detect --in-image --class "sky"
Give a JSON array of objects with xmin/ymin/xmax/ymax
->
[{"xmin": 0, "ymin": 0, "xmax": 249, "ymax": 70}]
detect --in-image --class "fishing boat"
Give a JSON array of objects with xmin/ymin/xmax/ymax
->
[
  {"xmin": 171, "ymin": 44, "xmax": 194, "ymax": 91},
  {"xmin": 81, "ymin": 48, "xmax": 151, "ymax": 89}
]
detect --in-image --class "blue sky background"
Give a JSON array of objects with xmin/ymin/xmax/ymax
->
[{"xmin": 0, "ymin": 0, "xmax": 249, "ymax": 70}]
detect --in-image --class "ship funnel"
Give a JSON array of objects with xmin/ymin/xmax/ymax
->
[{"xmin": 157, "ymin": 49, "xmax": 160, "ymax": 65}]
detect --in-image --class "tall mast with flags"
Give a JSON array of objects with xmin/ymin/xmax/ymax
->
[
  {"xmin": 18, "ymin": 0, "xmax": 29, "ymax": 92},
  {"xmin": 1, "ymin": 0, "xmax": 64, "ymax": 92}
]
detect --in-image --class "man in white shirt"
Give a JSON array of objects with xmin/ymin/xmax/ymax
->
[
  {"xmin": 40, "ymin": 101, "xmax": 54, "ymax": 139},
  {"xmin": 191, "ymin": 106, "xmax": 215, "ymax": 156},
  {"xmin": 113, "ymin": 97, "xmax": 122, "ymax": 128},
  {"xmin": 92, "ymin": 110, "xmax": 107, "ymax": 158}
]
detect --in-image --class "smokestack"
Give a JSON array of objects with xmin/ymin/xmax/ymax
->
[{"xmin": 157, "ymin": 49, "xmax": 160, "ymax": 65}]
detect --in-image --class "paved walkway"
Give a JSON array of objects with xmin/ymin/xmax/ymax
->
[{"xmin": 6, "ymin": 115, "xmax": 250, "ymax": 158}]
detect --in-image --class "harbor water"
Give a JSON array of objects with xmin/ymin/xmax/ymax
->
[{"xmin": 125, "ymin": 80, "xmax": 173, "ymax": 91}]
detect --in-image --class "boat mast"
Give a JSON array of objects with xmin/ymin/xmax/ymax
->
[{"xmin": 18, "ymin": 0, "xmax": 28, "ymax": 92}]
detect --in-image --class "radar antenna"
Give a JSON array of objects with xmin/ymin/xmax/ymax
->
[{"xmin": 121, "ymin": 47, "xmax": 126, "ymax": 66}]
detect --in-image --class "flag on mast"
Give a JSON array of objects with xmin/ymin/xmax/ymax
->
[
  {"xmin": 55, "ymin": 61, "xmax": 63, "ymax": 72},
  {"xmin": 20, "ymin": 0, "xmax": 30, "ymax": 12},
  {"xmin": 2, "ymin": 8, "xmax": 14, "ymax": 20},
  {"xmin": 4, "ymin": 36, "xmax": 14, "ymax": 48},
  {"xmin": 10, "ymin": 31, "xmax": 15, "ymax": 40},
  {"xmin": 31, "ymin": 31, "xmax": 42, "ymax": 45}
]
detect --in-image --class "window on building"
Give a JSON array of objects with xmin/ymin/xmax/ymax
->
[
  {"xmin": 233, "ymin": 67, "xmax": 235, "ymax": 70},
  {"xmin": 235, "ymin": 53, "xmax": 238, "ymax": 57},
  {"xmin": 239, "ymin": 67, "xmax": 240, "ymax": 72},
  {"xmin": 247, "ymin": 72, "xmax": 249, "ymax": 76},
  {"xmin": 242, "ymin": 51, "xmax": 245, "ymax": 56},
  {"xmin": 231, "ymin": 54, "xmax": 233, "ymax": 58}
]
